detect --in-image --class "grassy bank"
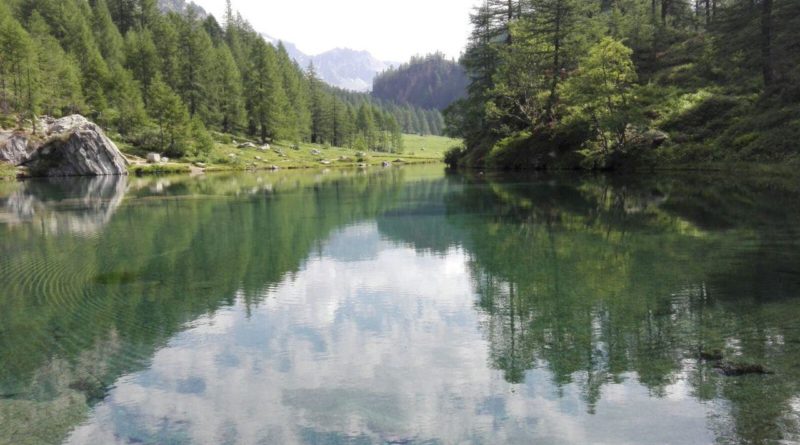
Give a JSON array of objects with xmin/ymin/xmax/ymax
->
[
  {"xmin": 0, "ymin": 163, "xmax": 17, "ymax": 180},
  {"xmin": 126, "ymin": 134, "xmax": 460, "ymax": 176}
]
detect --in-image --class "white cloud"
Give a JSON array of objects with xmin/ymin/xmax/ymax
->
[{"xmin": 65, "ymin": 224, "xmax": 714, "ymax": 445}]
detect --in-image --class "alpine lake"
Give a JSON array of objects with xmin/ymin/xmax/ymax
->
[{"xmin": 2, "ymin": 165, "xmax": 800, "ymax": 445}]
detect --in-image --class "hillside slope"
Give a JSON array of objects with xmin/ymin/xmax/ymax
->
[{"xmin": 372, "ymin": 53, "xmax": 467, "ymax": 110}]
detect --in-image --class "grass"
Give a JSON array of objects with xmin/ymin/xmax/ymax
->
[
  {"xmin": 126, "ymin": 134, "xmax": 461, "ymax": 175},
  {"xmin": 0, "ymin": 162, "xmax": 17, "ymax": 180},
  {"xmin": 400, "ymin": 134, "xmax": 463, "ymax": 158},
  {"xmin": 129, "ymin": 163, "xmax": 191, "ymax": 176}
]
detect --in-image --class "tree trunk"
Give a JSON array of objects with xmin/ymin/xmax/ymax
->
[
  {"xmin": 332, "ymin": 100, "xmax": 338, "ymax": 146},
  {"xmin": 506, "ymin": 0, "xmax": 514, "ymax": 44},
  {"xmin": 761, "ymin": 0, "xmax": 774, "ymax": 87},
  {"xmin": 27, "ymin": 67, "xmax": 35, "ymax": 134},
  {"xmin": 694, "ymin": 0, "xmax": 701, "ymax": 30},
  {"xmin": 547, "ymin": 0, "xmax": 563, "ymax": 121},
  {"xmin": 0, "ymin": 76, "xmax": 7, "ymax": 114}
]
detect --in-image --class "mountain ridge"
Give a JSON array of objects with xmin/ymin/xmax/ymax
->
[{"xmin": 262, "ymin": 34, "xmax": 397, "ymax": 92}]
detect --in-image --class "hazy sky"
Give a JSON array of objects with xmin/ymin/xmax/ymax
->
[{"xmin": 191, "ymin": 0, "xmax": 482, "ymax": 62}]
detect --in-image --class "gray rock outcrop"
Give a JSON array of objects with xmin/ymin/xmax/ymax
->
[
  {"xmin": 0, "ymin": 133, "xmax": 35, "ymax": 165},
  {"xmin": 1, "ymin": 115, "xmax": 128, "ymax": 177}
]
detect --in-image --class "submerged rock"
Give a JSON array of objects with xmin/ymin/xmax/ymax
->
[
  {"xmin": 714, "ymin": 361, "xmax": 772, "ymax": 377},
  {"xmin": 699, "ymin": 349, "xmax": 724, "ymax": 362}
]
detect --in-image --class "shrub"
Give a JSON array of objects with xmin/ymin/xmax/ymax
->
[
  {"xmin": 190, "ymin": 117, "xmax": 215, "ymax": 156},
  {"xmin": 444, "ymin": 145, "xmax": 466, "ymax": 167}
]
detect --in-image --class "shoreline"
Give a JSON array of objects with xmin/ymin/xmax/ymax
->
[
  {"xmin": 127, "ymin": 156, "xmax": 445, "ymax": 177},
  {"xmin": 448, "ymin": 161, "xmax": 800, "ymax": 177}
]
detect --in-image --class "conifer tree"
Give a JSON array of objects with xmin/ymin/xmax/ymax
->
[
  {"xmin": 124, "ymin": 29, "xmax": 159, "ymax": 105},
  {"xmin": 212, "ymin": 43, "xmax": 245, "ymax": 133},
  {"xmin": 0, "ymin": 9, "xmax": 35, "ymax": 116},
  {"xmin": 107, "ymin": 63, "xmax": 147, "ymax": 135},
  {"xmin": 176, "ymin": 11, "xmax": 214, "ymax": 119},
  {"xmin": 356, "ymin": 103, "xmax": 375, "ymax": 148},
  {"xmin": 148, "ymin": 76, "xmax": 190, "ymax": 156},
  {"xmin": 92, "ymin": 0, "xmax": 124, "ymax": 65},
  {"xmin": 29, "ymin": 12, "xmax": 85, "ymax": 116}
]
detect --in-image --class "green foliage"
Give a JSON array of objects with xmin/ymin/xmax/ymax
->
[
  {"xmin": 129, "ymin": 163, "xmax": 191, "ymax": 175},
  {"xmin": 486, "ymin": 123, "xmax": 588, "ymax": 170},
  {"xmin": 0, "ymin": 0, "xmax": 441, "ymax": 160},
  {"xmin": 0, "ymin": 6, "xmax": 37, "ymax": 126},
  {"xmin": 444, "ymin": 145, "xmax": 466, "ymax": 167},
  {"xmin": 106, "ymin": 64, "xmax": 147, "ymax": 135},
  {"xmin": 0, "ymin": 162, "xmax": 16, "ymax": 180},
  {"xmin": 449, "ymin": 0, "xmax": 800, "ymax": 170},
  {"xmin": 561, "ymin": 37, "xmax": 640, "ymax": 159},
  {"xmin": 124, "ymin": 29, "xmax": 159, "ymax": 105},
  {"xmin": 372, "ymin": 52, "xmax": 467, "ymax": 110},
  {"xmin": 189, "ymin": 115, "xmax": 214, "ymax": 155},
  {"xmin": 147, "ymin": 76, "xmax": 190, "ymax": 156},
  {"xmin": 29, "ymin": 13, "xmax": 85, "ymax": 117}
]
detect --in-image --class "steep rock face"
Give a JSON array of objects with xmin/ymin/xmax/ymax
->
[{"xmin": 12, "ymin": 116, "xmax": 129, "ymax": 177}]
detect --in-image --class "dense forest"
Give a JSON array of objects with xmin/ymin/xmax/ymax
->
[
  {"xmin": 372, "ymin": 53, "xmax": 468, "ymax": 110},
  {"xmin": 0, "ymin": 0, "xmax": 445, "ymax": 159},
  {"xmin": 445, "ymin": 0, "xmax": 800, "ymax": 170}
]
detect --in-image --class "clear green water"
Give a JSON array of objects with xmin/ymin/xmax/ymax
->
[{"xmin": 1, "ymin": 167, "xmax": 800, "ymax": 445}]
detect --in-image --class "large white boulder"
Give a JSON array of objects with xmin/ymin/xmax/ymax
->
[{"xmin": 22, "ymin": 115, "xmax": 129, "ymax": 177}]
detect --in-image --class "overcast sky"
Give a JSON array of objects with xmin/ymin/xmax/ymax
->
[{"xmin": 191, "ymin": 0, "xmax": 482, "ymax": 62}]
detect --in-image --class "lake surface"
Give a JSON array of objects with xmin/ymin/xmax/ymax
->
[{"xmin": 1, "ymin": 166, "xmax": 800, "ymax": 445}]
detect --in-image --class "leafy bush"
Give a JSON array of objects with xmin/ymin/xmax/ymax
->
[
  {"xmin": 485, "ymin": 123, "xmax": 589, "ymax": 170},
  {"xmin": 190, "ymin": 117, "xmax": 215, "ymax": 156},
  {"xmin": 130, "ymin": 126, "xmax": 165, "ymax": 155},
  {"xmin": 444, "ymin": 145, "xmax": 466, "ymax": 167}
]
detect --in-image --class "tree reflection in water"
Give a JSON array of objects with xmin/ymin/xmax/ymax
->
[{"xmin": 1, "ymin": 168, "xmax": 799, "ymax": 444}]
